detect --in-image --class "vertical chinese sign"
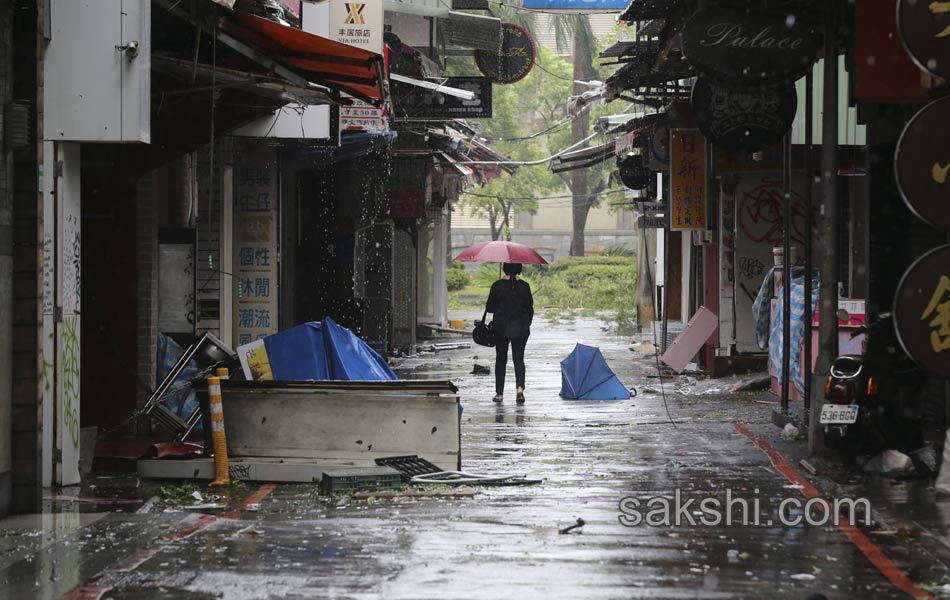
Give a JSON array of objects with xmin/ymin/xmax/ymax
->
[
  {"xmin": 330, "ymin": 0, "xmax": 387, "ymax": 133},
  {"xmin": 670, "ymin": 129, "xmax": 707, "ymax": 230},
  {"xmin": 233, "ymin": 149, "xmax": 279, "ymax": 347}
]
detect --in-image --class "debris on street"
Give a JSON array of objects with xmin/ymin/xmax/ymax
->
[{"xmin": 558, "ymin": 518, "xmax": 586, "ymax": 534}]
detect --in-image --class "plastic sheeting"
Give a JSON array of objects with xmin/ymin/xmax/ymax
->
[
  {"xmin": 237, "ymin": 317, "xmax": 397, "ymax": 382},
  {"xmin": 559, "ymin": 343, "xmax": 631, "ymax": 400},
  {"xmin": 156, "ymin": 334, "xmax": 201, "ymax": 422}
]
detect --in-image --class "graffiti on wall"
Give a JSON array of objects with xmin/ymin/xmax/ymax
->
[
  {"xmin": 733, "ymin": 174, "xmax": 809, "ymax": 351},
  {"xmin": 737, "ymin": 175, "xmax": 805, "ymax": 246},
  {"xmin": 61, "ymin": 314, "xmax": 80, "ymax": 450},
  {"xmin": 63, "ymin": 213, "xmax": 81, "ymax": 314}
]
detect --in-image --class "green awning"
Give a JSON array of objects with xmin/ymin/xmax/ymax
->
[{"xmin": 384, "ymin": 0, "xmax": 450, "ymax": 17}]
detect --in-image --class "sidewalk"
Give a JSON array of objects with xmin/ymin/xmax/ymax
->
[{"xmin": 0, "ymin": 314, "xmax": 947, "ymax": 599}]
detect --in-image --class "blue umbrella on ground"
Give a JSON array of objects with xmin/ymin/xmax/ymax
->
[{"xmin": 559, "ymin": 343, "xmax": 631, "ymax": 400}]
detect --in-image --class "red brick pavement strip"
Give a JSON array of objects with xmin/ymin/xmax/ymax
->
[
  {"xmin": 62, "ymin": 483, "xmax": 279, "ymax": 600},
  {"xmin": 734, "ymin": 423, "xmax": 933, "ymax": 600}
]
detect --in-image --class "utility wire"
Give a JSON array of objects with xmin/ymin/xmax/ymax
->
[
  {"xmin": 485, "ymin": 118, "xmax": 571, "ymax": 142},
  {"xmin": 462, "ymin": 189, "xmax": 625, "ymax": 201}
]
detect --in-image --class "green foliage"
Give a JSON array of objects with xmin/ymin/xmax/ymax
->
[
  {"xmin": 450, "ymin": 257, "xmax": 636, "ymax": 333},
  {"xmin": 603, "ymin": 244, "xmax": 636, "ymax": 257},
  {"xmin": 530, "ymin": 258, "xmax": 635, "ymax": 312},
  {"xmin": 446, "ymin": 263, "xmax": 471, "ymax": 292}
]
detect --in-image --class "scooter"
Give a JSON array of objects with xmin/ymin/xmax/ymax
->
[{"xmin": 821, "ymin": 312, "xmax": 927, "ymax": 468}]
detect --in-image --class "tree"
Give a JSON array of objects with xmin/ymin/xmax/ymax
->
[
  {"xmin": 552, "ymin": 14, "xmax": 602, "ymax": 256},
  {"xmin": 448, "ymin": 15, "xmax": 626, "ymax": 247},
  {"xmin": 455, "ymin": 45, "xmax": 574, "ymax": 239}
]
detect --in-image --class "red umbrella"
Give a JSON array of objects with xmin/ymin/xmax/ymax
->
[{"xmin": 453, "ymin": 240, "xmax": 548, "ymax": 264}]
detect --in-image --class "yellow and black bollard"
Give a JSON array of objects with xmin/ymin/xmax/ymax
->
[{"xmin": 207, "ymin": 375, "xmax": 230, "ymax": 486}]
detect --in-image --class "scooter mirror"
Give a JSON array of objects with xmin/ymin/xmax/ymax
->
[{"xmin": 836, "ymin": 309, "xmax": 851, "ymax": 322}]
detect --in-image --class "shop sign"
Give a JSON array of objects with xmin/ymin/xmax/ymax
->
[
  {"xmin": 340, "ymin": 98, "xmax": 389, "ymax": 133},
  {"xmin": 331, "ymin": 0, "xmax": 387, "ymax": 133},
  {"xmin": 650, "ymin": 122, "xmax": 670, "ymax": 168},
  {"xmin": 691, "ymin": 76, "xmax": 797, "ymax": 152},
  {"xmin": 682, "ymin": 7, "xmax": 819, "ymax": 85},
  {"xmin": 618, "ymin": 154, "xmax": 652, "ymax": 190},
  {"xmin": 637, "ymin": 201, "xmax": 665, "ymax": 216},
  {"xmin": 475, "ymin": 23, "xmax": 536, "ymax": 84},
  {"xmin": 856, "ymin": 0, "xmax": 930, "ymax": 102},
  {"xmin": 670, "ymin": 129, "xmax": 706, "ymax": 230},
  {"xmin": 895, "ymin": 96, "xmax": 950, "ymax": 230},
  {"xmin": 391, "ymin": 77, "xmax": 492, "ymax": 120},
  {"xmin": 232, "ymin": 149, "xmax": 280, "ymax": 346},
  {"xmin": 894, "ymin": 244, "xmax": 950, "ymax": 377},
  {"xmin": 898, "ymin": 0, "xmax": 950, "ymax": 80},
  {"xmin": 330, "ymin": 0, "xmax": 383, "ymax": 52},
  {"xmin": 637, "ymin": 215, "xmax": 666, "ymax": 229}
]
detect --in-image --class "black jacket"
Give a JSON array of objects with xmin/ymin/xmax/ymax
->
[{"xmin": 486, "ymin": 277, "xmax": 534, "ymax": 340}]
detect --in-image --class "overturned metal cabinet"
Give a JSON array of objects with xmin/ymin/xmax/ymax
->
[{"xmin": 138, "ymin": 379, "xmax": 461, "ymax": 481}]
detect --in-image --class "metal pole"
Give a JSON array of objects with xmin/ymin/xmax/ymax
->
[
  {"xmin": 816, "ymin": 3, "xmax": 840, "ymax": 388},
  {"xmin": 662, "ymin": 213, "xmax": 670, "ymax": 355},
  {"xmin": 781, "ymin": 133, "xmax": 792, "ymax": 414},
  {"xmin": 803, "ymin": 68, "xmax": 814, "ymax": 427}
]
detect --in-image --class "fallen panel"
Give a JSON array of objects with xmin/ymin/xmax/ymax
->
[
  {"xmin": 661, "ymin": 306, "xmax": 718, "ymax": 373},
  {"xmin": 196, "ymin": 379, "xmax": 461, "ymax": 472}
]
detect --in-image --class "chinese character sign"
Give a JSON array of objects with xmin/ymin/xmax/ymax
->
[
  {"xmin": 670, "ymin": 129, "xmax": 707, "ymax": 230},
  {"xmin": 330, "ymin": 0, "xmax": 382, "ymax": 52},
  {"xmin": 894, "ymin": 244, "xmax": 950, "ymax": 377},
  {"xmin": 233, "ymin": 150, "xmax": 279, "ymax": 346}
]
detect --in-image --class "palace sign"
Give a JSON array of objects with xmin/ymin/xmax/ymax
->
[{"xmin": 682, "ymin": 7, "xmax": 819, "ymax": 85}]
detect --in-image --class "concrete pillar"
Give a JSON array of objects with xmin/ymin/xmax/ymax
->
[{"xmin": 0, "ymin": 0, "xmax": 16, "ymax": 517}]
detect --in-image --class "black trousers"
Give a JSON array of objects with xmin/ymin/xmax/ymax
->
[{"xmin": 495, "ymin": 337, "xmax": 528, "ymax": 395}]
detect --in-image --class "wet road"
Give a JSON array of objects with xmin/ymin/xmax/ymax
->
[{"xmin": 1, "ymin": 314, "xmax": 948, "ymax": 599}]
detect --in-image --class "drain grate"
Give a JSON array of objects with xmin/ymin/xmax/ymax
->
[{"xmin": 374, "ymin": 455, "xmax": 442, "ymax": 482}]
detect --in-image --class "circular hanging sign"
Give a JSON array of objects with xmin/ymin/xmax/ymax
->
[
  {"xmin": 691, "ymin": 76, "xmax": 797, "ymax": 152},
  {"xmin": 474, "ymin": 23, "xmax": 536, "ymax": 85},
  {"xmin": 618, "ymin": 154, "xmax": 652, "ymax": 190},
  {"xmin": 650, "ymin": 123, "xmax": 670, "ymax": 165},
  {"xmin": 894, "ymin": 244, "xmax": 950, "ymax": 377},
  {"xmin": 898, "ymin": 0, "xmax": 950, "ymax": 79},
  {"xmin": 895, "ymin": 96, "xmax": 950, "ymax": 230},
  {"xmin": 681, "ymin": 7, "xmax": 819, "ymax": 85}
]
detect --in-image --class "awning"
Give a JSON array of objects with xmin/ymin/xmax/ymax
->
[
  {"xmin": 390, "ymin": 73, "xmax": 476, "ymax": 101},
  {"xmin": 438, "ymin": 152, "xmax": 475, "ymax": 179},
  {"xmin": 440, "ymin": 11, "xmax": 503, "ymax": 51},
  {"xmin": 152, "ymin": 55, "xmax": 336, "ymax": 106},
  {"xmin": 599, "ymin": 39, "xmax": 661, "ymax": 61},
  {"xmin": 618, "ymin": 0, "xmax": 682, "ymax": 23},
  {"xmin": 384, "ymin": 0, "xmax": 450, "ymax": 17},
  {"xmin": 550, "ymin": 140, "xmax": 616, "ymax": 173},
  {"xmin": 219, "ymin": 12, "xmax": 386, "ymax": 104},
  {"xmin": 594, "ymin": 112, "xmax": 645, "ymax": 134}
]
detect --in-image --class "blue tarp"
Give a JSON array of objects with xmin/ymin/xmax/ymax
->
[
  {"xmin": 559, "ymin": 343, "xmax": 631, "ymax": 400},
  {"xmin": 260, "ymin": 317, "xmax": 397, "ymax": 381},
  {"xmin": 752, "ymin": 268, "xmax": 819, "ymax": 396},
  {"xmin": 156, "ymin": 334, "xmax": 200, "ymax": 424}
]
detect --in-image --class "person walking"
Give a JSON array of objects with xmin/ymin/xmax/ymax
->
[{"xmin": 485, "ymin": 262, "xmax": 534, "ymax": 404}]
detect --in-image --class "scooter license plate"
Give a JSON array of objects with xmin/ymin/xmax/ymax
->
[{"xmin": 820, "ymin": 404, "xmax": 859, "ymax": 424}]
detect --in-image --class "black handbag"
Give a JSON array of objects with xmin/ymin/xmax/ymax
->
[{"xmin": 472, "ymin": 307, "xmax": 496, "ymax": 347}]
